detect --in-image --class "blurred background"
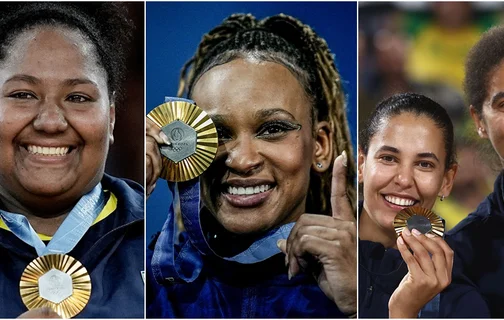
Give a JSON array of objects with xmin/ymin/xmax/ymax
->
[
  {"xmin": 359, "ymin": 1, "xmax": 504, "ymax": 230},
  {"xmin": 105, "ymin": 2, "xmax": 144, "ymax": 185},
  {"xmin": 146, "ymin": 2, "xmax": 358, "ymax": 240}
]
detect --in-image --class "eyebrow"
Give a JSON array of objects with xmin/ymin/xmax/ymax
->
[
  {"xmin": 255, "ymin": 108, "xmax": 296, "ymax": 121},
  {"xmin": 209, "ymin": 108, "xmax": 297, "ymax": 124},
  {"xmin": 5, "ymin": 74, "xmax": 40, "ymax": 85},
  {"xmin": 491, "ymin": 91, "xmax": 504, "ymax": 106},
  {"xmin": 376, "ymin": 145, "xmax": 440, "ymax": 162},
  {"xmin": 4, "ymin": 75, "xmax": 97, "ymax": 88},
  {"xmin": 63, "ymin": 78, "xmax": 98, "ymax": 87}
]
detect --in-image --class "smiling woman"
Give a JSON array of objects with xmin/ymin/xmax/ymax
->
[
  {"xmin": 146, "ymin": 7, "xmax": 357, "ymax": 318},
  {"xmin": 0, "ymin": 3, "xmax": 144, "ymax": 318},
  {"xmin": 358, "ymin": 93, "xmax": 489, "ymax": 318}
]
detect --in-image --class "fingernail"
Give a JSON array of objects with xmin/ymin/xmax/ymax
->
[
  {"xmin": 402, "ymin": 227, "xmax": 411, "ymax": 236},
  {"xmin": 159, "ymin": 131, "xmax": 171, "ymax": 145},
  {"xmin": 285, "ymin": 255, "xmax": 289, "ymax": 267},
  {"xmin": 341, "ymin": 150, "xmax": 348, "ymax": 167},
  {"xmin": 398, "ymin": 237, "xmax": 404, "ymax": 245},
  {"xmin": 426, "ymin": 233, "xmax": 436, "ymax": 238},
  {"xmin": 288, "ymin": 269, "xmax": 293, "ymax": 280},
  {"xmin": 412, "ymin": 229, "xmax": 422, "ymax": 237},
  {"xmin": 276, "ymin": 239, "xmax": 282, "ymax": 248}
]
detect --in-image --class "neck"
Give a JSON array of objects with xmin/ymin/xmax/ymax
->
[
  {"xmin": 359, "ymin": 206, "xmax": 397, "ymax": 249},
  {"xmin": 0, "ymin": 196, "xmax": 73, "ymax": 236}
]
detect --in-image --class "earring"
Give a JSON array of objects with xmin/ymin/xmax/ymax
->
[
  {"xmin": 478, "ymin": 127, "xmax": 485, "ymax": 136},
  {"xmin": 316, "ymin": 163, "xmax": 323, "ymax": 168},
  {"xmin": 439, "ymin": 195, "xmax": 445, "ymax": 201}
]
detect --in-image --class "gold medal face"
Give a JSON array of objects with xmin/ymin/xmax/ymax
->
[
  {"xmin": 393, "ymin": 207, "xmax": 445, "ymax": 238},
  {"xmin": 20, "ymin": 254, "xmax": 91, "ymax": 318},
  {"xmin": 147, "ymin": 101, "xmax": 218, "ymax": 182}
]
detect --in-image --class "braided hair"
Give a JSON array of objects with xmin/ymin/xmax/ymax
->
[
  {"xmin": 0, "ymin": 2, "xmax": 134, "ymax": 100},
  {"xmin": 178, "ymin": 13, "xmax": 356, "ymax": 215}
]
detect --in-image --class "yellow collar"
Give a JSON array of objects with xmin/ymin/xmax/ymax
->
[{"xmin": 0, "ymin": 190, "xmax": 118, "ymax": 241}]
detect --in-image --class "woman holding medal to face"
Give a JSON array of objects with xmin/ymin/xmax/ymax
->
[
  {"xmin": 0, "ymin": 3, "xmax": 144, "ymax": 318},
  {"xmin": 358, "ymin": 93, "xmax": 489, "ymax": 318},
  {"xmin": 447, "ymin": 26, "xmax": 504, "ymax": 318},
  {"xmin": 146, "ymin": 12, "xmax": 358, "ymax": 318}
]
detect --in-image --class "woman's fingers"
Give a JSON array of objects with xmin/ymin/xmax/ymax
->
[
  {"xmin": 401, "ymin": 228, "xmax": 436, "ymax": 277},
  {"xmin": 397, "ymin": 234, "xmax": 425, "ymax": 277},
  {"xmin": 331, "ymin": 151, "xmax": 354, "ymax": 222}
]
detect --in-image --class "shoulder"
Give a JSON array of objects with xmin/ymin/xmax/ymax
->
[
  {"xmin": 441, "ymin": 283, "xmax": 490, "ymax": 318},
  {"xmin": 102, "ymin": 173, "xmax": 144, "ymax": 220}
]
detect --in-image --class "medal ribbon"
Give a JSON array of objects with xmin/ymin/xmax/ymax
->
[{"xmin": 0, "ymin": 183, "xmax": 105, "ymax": 256}]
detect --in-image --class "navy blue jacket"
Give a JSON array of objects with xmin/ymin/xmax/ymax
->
[
  {"xmin": 147, "ymin": 186, "xmax": 347, "ymax": 319},
  {"xmin": 447, "ymin": 170, "xmax": 504, "ymax": 317},
  {"xmin": 0, "ymin": 174, "xmax": 144, "ymax": 318},
  {"xmin": 359, "ymin": 203, "xmax": 489, "ymax": 318}
]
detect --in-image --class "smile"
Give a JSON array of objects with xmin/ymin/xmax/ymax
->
[
  {"xmin": 384, "ymin": 195, "xmax": 416, "ymax": 207},
  {"xmin": 26, "ymin": 145, "xmax": 71, "ymax": 156},
  {"xmin": 227, "ymin": 185, "xmax": 272, "ymax": 195}
]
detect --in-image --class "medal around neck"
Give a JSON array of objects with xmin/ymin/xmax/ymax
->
[
  {"xmin": 393, "ymin": 207, "xmax": 445, "ymax": 238},
  {"xmin": 20, "ymin": 254, "xmax": 91, "ymax": 318},
  {"xmin": 147, "ymin": 100, "xmax": 218, "ymax": 182}
]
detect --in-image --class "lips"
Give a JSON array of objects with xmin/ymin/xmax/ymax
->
[
  {"xmin": 221, "ymin": 179, "xmax": 276, "ymax": 207},
  {"xmin": 383, "ymin": 194, "xmax": 418, "ymax": 208},
  {"xmin": 26, "ymin": 145, "xmax": 70, "ymax": 156}
]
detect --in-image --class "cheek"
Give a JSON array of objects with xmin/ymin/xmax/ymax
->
[
  {"xmin": 416, "ymin": 172, "xmax": 443, "ymax": 201},
  {"xmin": 486, "ymin": 116, "xmax": 504, "ymax": 158},
  {"xmin": 363, "ymin": 162, "xmax": 393, "ymax": 194}
]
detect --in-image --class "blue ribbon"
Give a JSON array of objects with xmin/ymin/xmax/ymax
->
[{"xmin": 0, "ymin": 183, "xmax": 105, "ymax": 256}]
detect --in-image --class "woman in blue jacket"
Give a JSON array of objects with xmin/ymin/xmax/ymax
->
[
  {"xmin": 146, "ymin": 13, "xmax": 358, "ymax": 318},
  {"xmin": 0, "ymin": 3, "xmax": 144, "ymax": 318},
  {"xmin": 447, "ymin": 25, "xmax": 504, "ymax": 318},
  {"xmin": 358, "ymin": 92, "xmax": 489, "ymax": 318}
]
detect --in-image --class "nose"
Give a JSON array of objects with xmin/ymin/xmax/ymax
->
[
  {"xmin": 33, "ymin": 99, "xmax": 68, "ymax": 133},
  {"xmin": 394, "ymin": 163, "xmax": 414, "ymax": 189},
  {"xmin": 224, "ymin": 136, "xmax": 263, "ymax": 175}
]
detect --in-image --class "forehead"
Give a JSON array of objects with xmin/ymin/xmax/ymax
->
[
  {"xmin": 369, "ymin": 113, "xmax": 446, "ymax": 155},
  {"xmin": 191, "ymin": 58, "xmax": 311, "ymax": 119},
  {"xmin": 0, "ymin": 25, "xmax": 106, "ymax": 84}
]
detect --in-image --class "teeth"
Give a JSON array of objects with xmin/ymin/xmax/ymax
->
[
  {"xmin": 227, "ymin": 184, "xmax": 271, "ymax": 195},
  {"xmin": 27, "ymin": 145, "xmax": 70, "ymax": 156},
  {"xmin": 385, "ymin": 195, "xmax": 415, "ymax": 206}
]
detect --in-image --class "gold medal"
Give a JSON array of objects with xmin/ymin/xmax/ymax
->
[
  {"xmin": 393, "ymin": 207, "xmax": 445, "ymax": 238},
  {"xmin": 20, "ymin": 254, "xmax": 91, "ymax": 318},
  {"xmin": 147, "ymin": 100, "xmax": 218, "ymax": 182}
]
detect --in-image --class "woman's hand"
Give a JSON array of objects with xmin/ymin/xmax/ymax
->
[
  {"xmin": 388, "ymin": 228, "xmax": 454, "ymax": 318},
  {"xmin": 277, "ymin": 151, "xmax": 357, "ymax": 315},
  {"xmin": 17, "ymin": 308, "xmax": 60, "ymax": 318},
  {"xmin": 146, "ymin": 118, "xmax": 170, "ymax": 197}
]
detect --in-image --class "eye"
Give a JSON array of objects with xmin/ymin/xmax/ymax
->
[
  {"xmin": 9, "ymin": 91, "xmax": 37, "ymax": 100},
  {"xmin": 379, "ymin": 154, "xmax": 396, "ymax": 163},
  {"xmin": 216, "ymin": 125, "xmax": 233, "ymax": 145},
  {"xmin": 418, "ymin": 161, "xmax": 434, "ymax": 169},
  {"xmin": 66, "ymin": 94, "xmax": 91, "ymax": 103},
  {"xmin": 257, "ymin": 121, "xmax": 301, "ymax": 139}
]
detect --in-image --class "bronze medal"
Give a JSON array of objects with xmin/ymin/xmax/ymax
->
[{"xmin": 393, "ymin": 206, "xmax": 445, "ymax": 238}]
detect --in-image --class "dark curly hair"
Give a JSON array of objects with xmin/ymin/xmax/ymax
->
[
  {"xmin": 360, "ymin": 93, "xmax": 456, "ymax": 170},
  {"xmin": 465, "ymin": 26, "xmax": 504, "ymax": 116},
  {"xmin": 0, "ymin": 2, "xmax": 134, "ymax": 100},
  {"xmin": 178, "ymin": 13, "xmax": 356, "ymax": 215}
]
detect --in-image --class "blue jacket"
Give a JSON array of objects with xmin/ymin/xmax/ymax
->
[
  {"xmin": 147, "ymin": 181, "xmax": 346, "ymax": 318},
  {"xmin": 447, "ymin": 170, "xmax": 504, "ymax": 317},
  {"xmin": 0, "ymin": 174, "xmax": 144, "ymax": 318},
  {"xmin": 359, "ymin": 202, "xmax": 489, "ymax": 318}
]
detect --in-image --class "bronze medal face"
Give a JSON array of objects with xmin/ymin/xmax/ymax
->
[
  {"xmin": 20, "ymin": 254, "xmax": 91, "ymax": 318},
  {"xmin": 393, "ymin": 207, "xmax": 445, "ymax": 238},
  {"xmin": 147, "ymin": 101, "xmax": 218, "ymax": 182}
]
